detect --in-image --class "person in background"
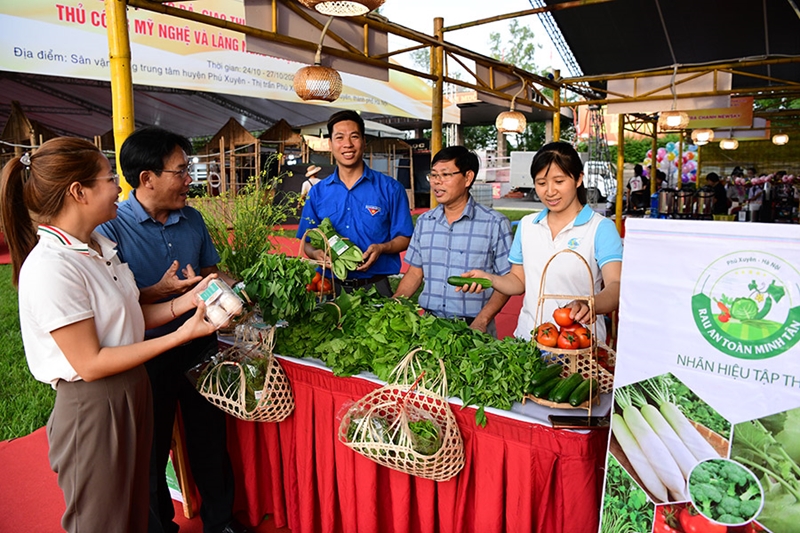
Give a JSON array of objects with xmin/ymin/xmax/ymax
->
[
  {"xmin": 706, "ymin": 172, "xmax": 729, "ymax": 215},
  {"xmin": 625, "ymin": 164, "xmax": 650, "ymax": 211},
  {"xmin": 0, "ymin": 138, "xmax": 223, "ymax": 532},
  {"xmin": 297, "ymin": 110, "xmax": 414, "ymax": 297},
  {"xmin": 457, "ymin": 141, "xmax": 623, "ymax": 344},
  {"xmin": 747, "ymin": 170, "xmax": 764, "ymax": 223},
  {"xmin": 299, "ymin": 164, "xmax": 322, "ymax": 204},
  {"xmin": 655, "ymin": 169, "xmax": 667, "ymax": 190},
  {"xmin": 727, "ymin": 167, "xmax": 745, "ymax": 205},
  {"xmin": 97, "ymin": 127, "xmax": 250, "ymax": 533},
  {"xmin": 394, "ymin": 146, "xmax": 512, "ymax": 337}
]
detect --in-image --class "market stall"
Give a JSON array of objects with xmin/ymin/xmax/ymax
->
[{"xmin": 224, "ymin": 354, "xmax": 609, "ymax": 533}]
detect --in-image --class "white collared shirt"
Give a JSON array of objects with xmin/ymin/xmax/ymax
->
[
  {"xmin": 18, "ymin": 226, "xmax": 144, "ymax": 386},
  {"xmin": 509, "ymin": 205, "xmax": 623, "ymax": 342}
]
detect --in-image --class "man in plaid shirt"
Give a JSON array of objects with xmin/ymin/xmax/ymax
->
[{"xmin": 394, "ymin": 146, "xmax": 513, "ymax": 337}]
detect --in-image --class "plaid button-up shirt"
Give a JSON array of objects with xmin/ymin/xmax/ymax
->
[{"xmin": 405, "ymin": 196, "xmax": 513, "ymax": 319}]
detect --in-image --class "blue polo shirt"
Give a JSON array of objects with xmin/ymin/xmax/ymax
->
[
  {"xmin": 97, "ymin": 191, "xmax": 220, "ymax": 337},
  {"xmin": 405, "ymin": 196, "xmax": 512, "ymax": 318},
  {"xmin": 296, "ymin": 164, "xmax": 413, "ymax": 278}
]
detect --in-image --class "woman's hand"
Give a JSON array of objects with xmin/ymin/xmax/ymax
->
[
  {"xmin": 567, "ymin": 299, "xmax": 592, "ymax": 324},
  {"xmin": 176, "ymin": 301, "xmax": 221, "ymax": 341}
]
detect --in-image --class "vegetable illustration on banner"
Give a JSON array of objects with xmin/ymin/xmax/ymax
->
[
  {"xmin": 692, "ymin": 251, "xmax": 800, "ymax": 359},
  {"xmin": 598, "ymin": 219, "xmax": 800, "ymax": 533}
]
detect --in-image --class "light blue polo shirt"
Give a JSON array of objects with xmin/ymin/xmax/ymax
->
[
  {"xmin": 97, "ymin": 190, "xmax": 220, "ymax": 336},
  {"xmin": 296, "ymin": 164, "xmax": 414, "ymax": 278}
]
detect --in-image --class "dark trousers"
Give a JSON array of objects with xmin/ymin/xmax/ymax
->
[{"xmin": 145, "ymin": 334, "xmax": 235, "ymax": 533}]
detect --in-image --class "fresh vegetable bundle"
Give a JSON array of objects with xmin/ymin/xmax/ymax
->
[
  {"xmin": 337, "ymin": 349, "xmax": 464, "ymax": 481},
  {"xmin": 241, "ymin": 252, "xmax": 318, "ymax": 325},
  {"xmin": 274, "ymin": 288, "xmax": 546, "ymax": 426},
  {"xmin": 306, "ymin": 218, "xmax": 364, "ymax": 280},
  {"xmin": 611, "ymin": 378, "xmax": 724, "ymax": 504}
]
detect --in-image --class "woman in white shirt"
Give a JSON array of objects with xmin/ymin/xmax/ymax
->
[
  {"xmin": 457, "ymin": 142, "xmax": 623, "ymax": 342},
  {"xmin": 0, "ymin": 138, "xmax": 225, "ymax": 533}
]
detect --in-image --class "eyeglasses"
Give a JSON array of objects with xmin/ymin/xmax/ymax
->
[
  {"xmin": 427, "ymin": 171, "xmax": 463, "ymax": 183},
  {"xmin": 92, "ymin": 173, "xmax": 120, "ymax": 186},
  {"xmin": 160, "ymin": 166, "xmax": 192, "ymax": 178}
]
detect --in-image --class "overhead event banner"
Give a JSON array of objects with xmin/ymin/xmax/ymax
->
[
  {"xmin": 0, "ymin": 0, "xmax": 445, "ymax": 121},
  {"xmin": 686, "ymin": 96, "xmax": 754, "ymax": 129},
  {"xmin": 599, "ymin": 218, "xmax": 800, "ymax": 532}
]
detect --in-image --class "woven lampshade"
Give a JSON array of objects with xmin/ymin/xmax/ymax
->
[
  {"xmin": 657, "ymin": 110, "xmax": 689, "ymax": 131},
  {"xmin": 496, "ymin": 110, "xmax": 526, "ymax": 135},
  {"xmin": 293, "ymin": 65, "xmax": 343, "ymax": 102},
  {"xmin": 772, "ymin": 133, "xmax": 789, "ymax": 146},
  {"xmin": 719, "ymin": 137, "xmax": 739, "ymax": 150},
  {"xmin": 690, "ymin": 128, "xmax": 714, "ymax": 145},
  {"xmin": 298, "ymin": 0, "xmax": 385, "ymax": 16}
]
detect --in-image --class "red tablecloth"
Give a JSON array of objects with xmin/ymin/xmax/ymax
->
[{"xmin": 227, "ymin": 357, "xmax": 608, "ymax": 533}]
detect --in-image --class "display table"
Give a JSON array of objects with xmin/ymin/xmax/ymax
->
[{"xmin": 224, "ymin": 354, "xmax": 610, "ymax": 533}]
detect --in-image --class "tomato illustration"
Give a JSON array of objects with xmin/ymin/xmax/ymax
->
[
  {"xmin": 557, "ymin": 330, "xmax": 580, "ymax": 350},
  {"xmin": 553, "ymin": 307, "xmax": 574, "ymax": 327},
  {"xmin": 536, "ymin": 323, "xmax": 559, "ymax": 347},
  {"xmin": 679, "ymin": 507, "xmax": 727, "ymax": 533}
]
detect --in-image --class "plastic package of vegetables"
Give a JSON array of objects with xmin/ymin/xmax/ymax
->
[
  {"xmin": 187, "ymin": 326, "xmax": 294, "ymax": 422},
  {"xmin": 337, "ymin": 349, "xmax": 464, "ymax": 481}
]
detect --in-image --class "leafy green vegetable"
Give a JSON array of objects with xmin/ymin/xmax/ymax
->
[
  {"xmin": 655, "ymin": 374, "xmax": 730, "ymax": 436},
  {"xmin": 274, "ymin": 288, "xmax": 546, "ymax": 426},
  {"xmin": 242, "ymin": 253, "xmax": 318, "ymax": 325},
  {"xmin": 306, "ymin": 217, "xmax": 364, "ymax": 280},
  {"xmin": 408, "ymin": 419, "xmax": 441, "ymax": 455},
  {"xmin": 601, "ymin": 454, "xmax": 653, "ymax": 533},
  {"xmin": 732, "ymin": 409, "xmax": 800, "ymax": 531}
]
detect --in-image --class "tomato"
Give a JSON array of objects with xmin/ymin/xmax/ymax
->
[
  {"xmin": 321, "ymin": 278, "xmax": 333, "ymax": 294},
  {"xmin": 553, "ymin": 307, "xmax": 574, "ymax": 327},
  {"xmin": 679, "ymin": 507, "xmax": 727, "ymax": 533},
  {"xmin": 305, "ymin": 283, "xmax": 315, "ymax": 292},
  {"xmin": 557, "ymin": 330, "xmax": 580, "ymax": 350},
  {"xmin": 535, "ymin": 323, "xmax": 559, "ymax": 347},
  {"xmin": 574, "ymin": 326, "xmax": 592, "ymax": 349},
  {"xmin": 312, "ymin": 272, "xmax": 322, "ymax": 285},
  {"xmin": 559, "ymin": 321, "xmax": 583, "ymax": 333}
]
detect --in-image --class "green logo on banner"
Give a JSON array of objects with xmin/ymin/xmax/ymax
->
[{"xmin": 692, "ymin": 251, "xmax": 800, "ymax": 359}]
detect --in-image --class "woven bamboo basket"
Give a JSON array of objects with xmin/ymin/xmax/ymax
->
[
  {"xmin": 293, "ymin": 65, "xmax": 342, "ymax": 102},
  {"xmin": 337, "ymin": 349, "xmax": 465, "ymax": 482},
  {"xmin": 525, "ymin": 249, "xmax": 615, "ymax": 414},
  {"xmin": 197, "ymin": 327, "xmax": 294, "ymax": 423}
]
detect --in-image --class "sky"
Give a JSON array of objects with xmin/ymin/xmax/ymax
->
[{"xmin": 380, "ymin": 0, "xmax": 569, "ymax": 76}]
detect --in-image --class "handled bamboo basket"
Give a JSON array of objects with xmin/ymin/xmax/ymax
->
[
  {"xmin": 197, "ymin": 326, "xmax": 295, "ymax": 423},
  {"xmin": 525, "ymin": 249, "xmax": 615, "ymax": 414},
  {"xmin": 337, "ymin": 348, "xmax": 465, "ymax": 482},
  {"xmin": 298, "ymin": 227, "xmax": 335, "ymax": 301}
]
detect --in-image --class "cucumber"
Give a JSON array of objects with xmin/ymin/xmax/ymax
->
[
  {"xmin": 568, "ymin": 378, "xmax": 599, "ymax": 407},
  {"xmin": 530, "ymin": 363, "xmax": 563, "ymax": 387},
  {"xmin": 548, "ymin": 373, "xmax": 584, "ymax": 403},
  {"xmin": 532, "ymin": 376, "xmax": 562, "ymax": 398},
  {"xmin": 447, "ymin": 276, "xmax": 492, "ymax": 289}
]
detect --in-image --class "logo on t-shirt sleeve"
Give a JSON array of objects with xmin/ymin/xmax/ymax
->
[{"xmin": 366, "ymin": 205, "xmax": 382, "ymax": 216}]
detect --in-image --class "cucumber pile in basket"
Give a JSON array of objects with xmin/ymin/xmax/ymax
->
[{"xmin": 524, "ymin": 363, "xmax": 599, "ymax": 407}]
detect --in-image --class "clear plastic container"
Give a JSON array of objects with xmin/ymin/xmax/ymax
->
[{"xmin": 197, "ymin": 279, "xmax": 245, "ymax": 327}]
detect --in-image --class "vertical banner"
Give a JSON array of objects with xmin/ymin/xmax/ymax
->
[{"xmin": 599, "ymin": 218, "xmax": 800, "ymax": 533}]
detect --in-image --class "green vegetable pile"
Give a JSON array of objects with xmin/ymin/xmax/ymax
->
[
  {"xmin": 732, "ymin": 408, "xmax": 800, "ymax": 531},
  {"xmin": 345, "ymin": 416, "xmax": 442, "ymax": 456},
  {"xmin": 274, "ymin": 288, "xmax": 545, "ymax": 426},
  {"xmin": 242, "ymin": 252, "xmax": 318, "ymax": 325},
  {"xmin": 306, "ymin": 218, "xmax": 364, "ymax": 280},
  {"xmin": 688, "ymin": 458, "xmax": 762, "ymax": 524}
]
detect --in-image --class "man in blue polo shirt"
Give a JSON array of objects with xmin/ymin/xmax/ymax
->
[
  {"xmin": 97, "ymin": 127, "xmax": 250, "ymax": 533},
  {"xmin": 394, "ymin": 145, "xmax": 512, "ymax": 337},
  {"xmin": 297, "ymin": 110, "xmax": 413, "ymax": 297}
]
